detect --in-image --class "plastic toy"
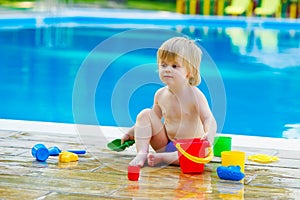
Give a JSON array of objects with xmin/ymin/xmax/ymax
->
[
  {"xmin": 107, "ymin": 139, "xmax": 135, "ymax": 152},
  {"xmin": 248, "ymin": 154, "xmax": 279, "ymax": 164},
  {"xmin": 47, "ymin": 146, "xmax": 86, "ymax": 156},
  {"xmin": 59, "ymin": 151, "xmax": 78, "ymax": 163},
  {"xmin": 67, "ymin": 149, "xmax": 86, "ymax": 154},
  {"xmin": 174, "ymin": 139, "xmax": 213, "ymax": 173},
  {"xmin": 213, "ymin": 136, "xmax": 232, "ymax": 157},
  {"xmin": 32, "ymin": 143, "xmax": 86, "ymax": 162},
  {"xmin": 48, "ymin": 146, "xmax": 61, "ymax": 156},
  {"xmin": 217, "ymin": 165, "xmax": 245, "ymax": 181},
  {"xmin": 31, "ymin": 144, "xmax": 49, "ymax": 162},
  {"xmin": 127, "ymin": 165, "xmax": 140, "ymax": 181},
  {"xmin": 221, "ymin": 151, "xmax": 246, "ymax": 173},
  {"xmin": 175, "ymin": 143, "xmax": 213, "ymax": 163}
]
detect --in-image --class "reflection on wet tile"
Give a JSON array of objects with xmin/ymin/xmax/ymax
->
[
  {"xmin": 215, "ymin": 181, "xmax": 244, "ymax": 200},
  {"xmin": 58, "ymin": 161, "xmax": 79, "ymax": 169},
  {"xmin": 175, "ymin": 173, "xmax": 212, "ymax": 199},
  {"xmin": 43, "ymin": 192, "xmax": 129, "ymax": 200},
  {"xmin": 0, "ymin": 186, "xmax": 48, "ymax": 200},
  {"xmin": 0, "ymin": 128, "xmax": 300, "ymax": 199}
]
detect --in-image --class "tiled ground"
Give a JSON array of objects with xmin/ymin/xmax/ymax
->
[{"xmin": 1, "ymin": 126, "xmax": 300, "ymax": 199}]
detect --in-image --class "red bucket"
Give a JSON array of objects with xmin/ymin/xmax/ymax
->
[{"xmin": 174, "ymin": 138, "xmax": 211, "ymax": 174}]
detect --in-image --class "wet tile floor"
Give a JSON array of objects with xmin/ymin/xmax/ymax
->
[{"xmin": 1, "ymin": 126, "xmax": 300, "ymax": 199}]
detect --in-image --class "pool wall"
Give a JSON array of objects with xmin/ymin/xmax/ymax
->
[{"xmin": 1, "ymin": 8, "xmax": 300, "ymax": 29}]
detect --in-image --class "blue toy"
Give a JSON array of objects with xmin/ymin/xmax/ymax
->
[
  {"xmin": 31, "ymin": 144, "xmax": 49, "ymax": 162},
  {"xmin": 32, "ymin": 144, "xmax": 86, "ymax": 162},
  {"xmin": 49, "ymin": 147, "xmax": 86, "ymax": 155},
  {"xmin": 48, "ymin": 146, "xmax": 62, "ymax": 156},
  {"xmin": 217, "ymin": 165, "xmax": 245, "ymax": 181},
  {"xmin": 67, "ymin": 149, "xmax": 86, "ymax": 154}
]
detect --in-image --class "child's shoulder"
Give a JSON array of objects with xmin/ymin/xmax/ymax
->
[
  {"xmin": 154, "ymin": 86, "xmax": 168, "ymax": 97},
  {"xmin": 191, "ymin": 86, "xmax": 201, "ymax": 93},
  {"xmin": 156, "ymin": 86, "xmax": 168, "ymax": 93},
  {"xmin": 191, "ymin": 87, "xmax": 205, "ymax": 98}
]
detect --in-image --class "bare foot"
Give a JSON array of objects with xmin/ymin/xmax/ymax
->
[
  {"xmin": 129, "ymin": 152, "xmax": 148, "ymax": 167},
  {"xmin": 147, "ymin": 153, "xmax": 164, "ymax": 167},
  {"xmin": 148, "ymin": 152, "xmax": 179, "ymax": 166}
]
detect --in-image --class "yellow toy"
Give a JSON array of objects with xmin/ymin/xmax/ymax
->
[
  {"xmin": 176, "ymin": 144, "xmax": 213, "ymax": 164},
  {"xmin": 174, "ymin": 139, "xmax": 212, "ymax": 173},
  {"xmin": 59, "ymin": 151, "xmax": 78, "ymax": 163},
  {"xmin": 248, "ymin": 154, "xmax": 279, "ymax": 164}
]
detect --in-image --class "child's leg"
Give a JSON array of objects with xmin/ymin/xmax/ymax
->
[
  {"xmin": 147, "ymin": 138, "xmax": 179, "ymax": 166},
  {"xmin": 130, "ymin": 108, "xmax": 168, "ymax": 167},
  {"xmin": 147, "ymin": 151, "xmax": 179, "ymax": 167}
]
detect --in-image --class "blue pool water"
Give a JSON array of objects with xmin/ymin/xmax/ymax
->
[{"xmin": 1, "ymin": 11, "xmax": 300, "ymax": 138}]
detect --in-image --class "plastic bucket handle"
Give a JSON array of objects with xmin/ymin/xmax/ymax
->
[{"xmin": 175, "ymin": 143, "xmax": 213, "ymax": 164}]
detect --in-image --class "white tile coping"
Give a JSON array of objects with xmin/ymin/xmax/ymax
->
[{"xmin": 0, "ymin": 119, "xmax": 299, "ymax": 152}]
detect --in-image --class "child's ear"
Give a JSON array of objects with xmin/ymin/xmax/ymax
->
[
  {"xmin": 188, "ymin": 76, "xmax": 195, "ymax": 85},
  {"xmin": 186, "ymin": 72, "xmax": 191, "ymax": 78}
]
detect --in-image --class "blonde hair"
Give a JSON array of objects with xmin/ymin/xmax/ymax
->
[{"xmin": 157, "ymin": 37, "xmax": 202, "ymax": 86}]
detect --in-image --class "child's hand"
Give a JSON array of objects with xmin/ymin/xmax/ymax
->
[
  {"xmin": 202, "ymin": 132, "xmax": 214, "ymax": 147},
  {"xmin": 121, "ymin": 133, "xmax": 130, "ymax": 144},
  {"xmin": 201, "ymin": 132, "xmax": 208, "ymax": 140},
  {"xmin": 121, "ymin": 133, "xmax": 134, "ymax": 144},
  {"xmin": 121, "ymin": 126, "xmax": 135, "ymax": 144}
]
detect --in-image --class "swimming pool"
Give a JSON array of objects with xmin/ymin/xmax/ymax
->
[{"xmin": 1, "ymin": 8, "xmax": 300, "ymax": 138}]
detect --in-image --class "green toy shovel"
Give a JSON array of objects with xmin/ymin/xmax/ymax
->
[{"xmin": 107, "ymin": 139, "xmax": 135, "ymax": 152}]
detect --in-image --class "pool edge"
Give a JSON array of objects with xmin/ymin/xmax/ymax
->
[{"xmin": 1, "ymin": 119, "xmax": 299, "ymax": 152}]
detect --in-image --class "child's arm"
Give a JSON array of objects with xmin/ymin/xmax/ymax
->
[
  {"xmin": 152, "ymin": 90, "xmax": 163, "ymax": 119},
  {"xmin": 202, "ymin": 115, "xmax": 217, "ymax": 146},
  {"xmin": 197, "ymin": 90, "xmax": 217, "ymax": 146}
]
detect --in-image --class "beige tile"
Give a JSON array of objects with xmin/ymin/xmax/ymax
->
[{"xmin": 0, "ymin": 128, "xmax": 300, "ymax": 199}]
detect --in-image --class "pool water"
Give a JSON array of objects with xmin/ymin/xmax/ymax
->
[{"xmin": 1, "ymin": 22, "xmax": 300, "ymax": 138}]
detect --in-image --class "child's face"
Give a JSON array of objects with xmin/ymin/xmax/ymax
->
[{"xmin": 158, "ymin": 57, "xmax": 189, "ymax": 86}]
